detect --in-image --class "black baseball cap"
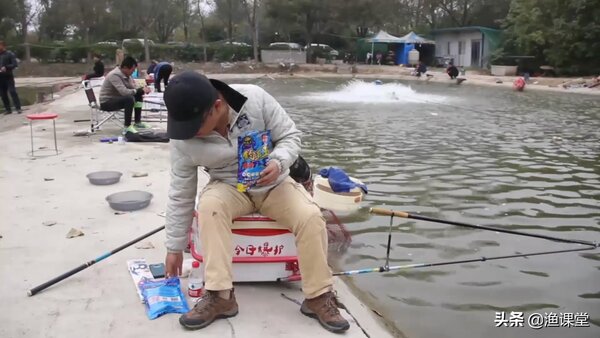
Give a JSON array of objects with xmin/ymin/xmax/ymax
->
[{"xmin": 164, "ymin": 71, "xmax": 218, "ymax": 140}]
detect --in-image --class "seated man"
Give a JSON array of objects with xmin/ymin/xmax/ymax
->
[
  {"xmin": 149, "ymin": 61, "xmax": 173, "ymax": 92},
  {"xmin": 163, "ymin": 71, "xmax": 350, "ymax": 334},
  {"xmin": 99, "ymin": 56, "xmax": 151, "ymax": 134},
  {"xmin": 446, "ymin": 63, "xmax": 459, "ymax": 79},
  {"xmin": 83, "ymin": 54, "xmax": 104, "ymax": 80}
]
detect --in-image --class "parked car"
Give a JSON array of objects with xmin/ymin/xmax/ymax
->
[
  {"xmin": 122, "ymin": 39, "xmax": 155, "ymax": 48},
  {"xmin": 225, "ymin": 41, "xmax": 252, "ymax": 47},
  {"xmin": 305, "ymin": 43, "xmax": 339, "ymax": 57},
  {"xmin": 95, "ymin": 41, "xmax": 118, "ymax": 46},
  {"xmin": 268, "ymin": 42, "xmax": 303, "ymax": 51}
]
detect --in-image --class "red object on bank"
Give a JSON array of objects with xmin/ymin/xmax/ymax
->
[{"xmin": 513, "ymin": 77, "xmax": 526, "ymax": 91}]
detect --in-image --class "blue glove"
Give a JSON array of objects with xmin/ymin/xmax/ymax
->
[{"xmin": 319, "ymin": 167, "xmax": 367, "ymax": 194}]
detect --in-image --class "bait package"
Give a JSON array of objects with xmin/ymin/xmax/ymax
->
[
  {"xmin": 140, "ymin": 277, "xmax": 189, "ymax": 320},
  {"xmin": 237, "ymin": 130, "xmax": 272, "ymax": 192}
]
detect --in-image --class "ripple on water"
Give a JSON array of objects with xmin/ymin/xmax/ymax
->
[{"xmin": 268, "ymin": 78, "xmax": 600, "ymax": 338}]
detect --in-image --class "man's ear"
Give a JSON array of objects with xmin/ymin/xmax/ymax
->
[{"xmin": 214, "ymin": 98, "xmax": 223, "ymax": 110}]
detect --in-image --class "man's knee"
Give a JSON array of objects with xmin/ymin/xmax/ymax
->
[
  {"xmin": 124, "ymin": 95, "xmax": 135, "ymax": 107},
  {"xmin": 294, "ymin": 205, "xmax": 326, "ymax": 235},
  {"xmin": 8, "ymin": 84, "xmax": 17, "ymax": 94},
  {"xmin": 197, "ymin": 196, "xmax": 230, "ymax": 221}
]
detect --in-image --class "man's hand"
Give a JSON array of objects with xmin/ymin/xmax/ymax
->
[
  {"xmin": 165, "ymin": 251, "xmax": 183, "ymax": 277},
  {"xmin": 257, "ymin": 160, "xmax": 281, "ymax": 186},
  {"xmin": 0, "ymin": 66, "xmax": 5, "ymax": 73}
]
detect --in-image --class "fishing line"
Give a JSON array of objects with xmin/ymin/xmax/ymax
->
[{"xmin": 278, "ymin": 208, "xmax": 598, "ymax": 282}]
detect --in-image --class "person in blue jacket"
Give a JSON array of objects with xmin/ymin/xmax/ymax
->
[
  {"xmin": 147, "ymin": 60, "xmax": 157, "ymax": 75},
  {"xmin": 149, "ymin": 61, "xmax": 173, "ymax": 92}
]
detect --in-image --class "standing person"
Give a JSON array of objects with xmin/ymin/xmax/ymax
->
[
  {"xmin": 99, "ymin": 56, "xmax": 151, "ymax": 134},
  {"xmin": 83, "ymin": 55, "xmax": 105, "ymax": 80},
  {"xmin": 163, "ymin": 71, "xmax": 350, "ymax": 333},
  {"xmin": 149, "ymin": 61, "xmax": 173, "ymax": 92},
  {"xmin": 0, "ymin": 41, "xmax": 22, "ymax": 114},
  {"xmin": 446, "ymin": 63, "xmax": 459, "ymax": 79},
  {"xmin": 366, "ymin": 51, "xmax": 372, "ymax": 65}
]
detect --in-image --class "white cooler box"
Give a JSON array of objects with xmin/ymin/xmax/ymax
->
[{"xmin": 189, "ymin": 213, "xmax": 301, "ymax": 282}]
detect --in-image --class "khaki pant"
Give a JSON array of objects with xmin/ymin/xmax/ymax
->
[{"xmin": 197, "ymin": 177, "xmax": 333, "ymax": 299}]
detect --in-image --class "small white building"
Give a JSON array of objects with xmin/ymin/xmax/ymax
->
[{"xmin": 431, "ymin": 26, "xmax": 501, "ymax": 68}]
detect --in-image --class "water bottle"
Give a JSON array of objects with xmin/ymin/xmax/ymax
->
[{"xmin": 188, "ymin": 261, "xmax": 204, "ymax": 298}]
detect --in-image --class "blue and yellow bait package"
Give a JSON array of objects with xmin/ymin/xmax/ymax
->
[{"xmin": 237, "ymin": 130, "xmax": 272, "ymax": 192}]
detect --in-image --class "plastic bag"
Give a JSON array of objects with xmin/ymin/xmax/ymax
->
[
  {"xmin": 319, "ymin": 167, "xmax": 368, "ymax": 194},
  {"xmin": 140, "ymin": 277, "xmax": 189, "ymax": 320},
  {"xmin": 237, "ymin": 130, "xmax": 272, "ymax": 192}
]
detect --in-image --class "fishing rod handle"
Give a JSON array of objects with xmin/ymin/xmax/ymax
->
[
  {"xmin": 27, "ymin": 262, "xmax": 90, "ymax": 296},
  {"xmin": 369, "ymin": 208, "xmax": 409, "ymax": 218}
]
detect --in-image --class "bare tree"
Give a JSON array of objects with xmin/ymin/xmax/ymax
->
[
  {"xmin": 215, "ymin": 0, "xmax": 243, "ymax": 42},
  {"xmin": 176, "ymin": 0, "xmax": 192, "ymax": 42},
  {"xmin": 14, "ymin": 0, "xmax": 38, "ymax": 43},
  {"xmin": 67, "ymin": 0, "xmax": 112, "ymax": 62},
  {"xmin": 437, "ymin": 0, "xmax": 475, "ymax": 26},
  {"xmin": 196, "ymin": 0, "xmax": 214, "ymax": 62},
  {"xmin": 138, "ymin": 0, "xmax": 162, "ymax": 62},
  {"xmin": 241, "ymin": 0, "xmax": 259, "ymax": 62},
  {"xmin": 154, "ymin": 0, "xmax": 182, "ymax": 43}
]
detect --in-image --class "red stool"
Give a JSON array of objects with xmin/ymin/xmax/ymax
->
[{"xmin": 26, "ymin": 113, "xmax": 59, "ymax": 156}]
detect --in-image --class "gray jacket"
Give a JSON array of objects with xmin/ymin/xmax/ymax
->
[
  {"xmin": 165, "ymin": 84, "xmax": 301, "ymax": 252},
  {"xmin": 99, "ymin": 67, "xmax": 137, "ymax": 104}
]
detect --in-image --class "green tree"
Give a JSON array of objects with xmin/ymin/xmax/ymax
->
[
  {"xmin": 545, "ymin": 0, "xmax": 600, "ymax": 74},
  {"xmin": 38, "ymin": 0, "xmax": 69, "ymax": 42},
  {"xmin": 0, "ymin": 0, "xmax": 37, "ymax": 43},
  {"xmin": 500, "ymin": 0, "xmax": 600, "ymax": 75}
]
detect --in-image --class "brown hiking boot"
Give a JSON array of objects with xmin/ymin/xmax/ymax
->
[
  {"xmin": 301, "ymin": 291, "xmax": 350, "ymax": 333},
  {"xmin": 179, "ymin": 289, "xmax": 238, "ymax": 330}
]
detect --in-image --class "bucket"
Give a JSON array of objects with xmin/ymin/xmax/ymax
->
[{"xmin": 312, "ymin": 175, "xmax": 364, "ymax": 212}]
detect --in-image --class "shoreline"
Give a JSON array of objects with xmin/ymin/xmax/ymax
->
[
  {"xmin": 12, "ymin": 62, "xmax": 600, "ymax": 97},
  {"xmin": 201, "ymin": 70, "xmax": 600, "ymax": 96}
]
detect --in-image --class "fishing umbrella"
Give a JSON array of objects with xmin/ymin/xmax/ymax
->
[
  {"xmin": 365, "ymin": 31, "xmax": 404, "ymax": 64},
  {"xmin": 397, "ymin": 31, "xmax": 435, "ymax": 44}
]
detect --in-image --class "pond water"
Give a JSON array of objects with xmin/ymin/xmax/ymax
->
[
  {"xmin": 15, "ymin": 86, "xmax": 54, "ymax": 107},
  {"xmin": 253, "ymin": 77, "xmax": 599, "ymax": 338}
]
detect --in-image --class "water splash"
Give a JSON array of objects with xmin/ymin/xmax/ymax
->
[{"xmin": 306, "ymin": 79, "xmax": 448, "ymax": 104}]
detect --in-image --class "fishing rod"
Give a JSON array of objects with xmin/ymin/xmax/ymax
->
[
  {"xmin": 331, "ymin": 245, "xmax": 596, "ymax": 278},
  {"xmin": 279, "ymin": 245, "xmax": 596, "ymax": 282},
  {"xmin": 28, "ymin": 225, "xmax": 165, "ymax": 296},
  {"xmin": 278, "ymin": 208, "xmax": 598, "ymax": 282},
  {"xmin": 369, "ymin": 207, "xmax": 597, "ymax": 247}
]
